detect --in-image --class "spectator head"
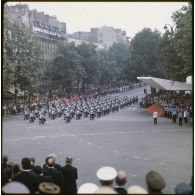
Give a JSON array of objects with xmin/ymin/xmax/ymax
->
[
  {"xmin": 78, "ymin": 183, "xmax": 99, "ymax": 194},
  {"xmin": 2, "ymin": 181, "xmax": 30, "ymax": 194},
  {"xmin": 38, "ymin": 182, "xmax": 60, "ymax": 194},
  {"xmin": 2, "ymin": 155, "xmax": 8, "ymax": 164},
  {"xmin": 21, "ymin": 158, "xmax": 31, "ymax": 170},
  {"xmin": 47, "ymin": 157, "xmax": 55, "ymax": 167},
  {"xmin": 33, "ymin": 165, "xmax": 43, "ymax": 175},
  {"xmin": 30, "ymin": 157, "xmax": 35, "ymax": 168},
  {"xmin": 115, "ymin": 170, "xmax": 127, "ymax": 186},
  {"xmin": 128, "ymin": 185, "xmax": 148, "ymax": 194},
  {"xmin": 2, "ymin": 167, "xmax": 12, "ymax": 185},
  {"xmin": 48, "ymin": 153, "xmax": 56, "ymax": 162},
  {"xmin": 146, "ymin": 170, "xmax": 166, "ymax": 193},
  {"xmin": 66, "ymin": 156, "xmax": 73, "ymax": 164},
  {"xmin": 96, "ymin": 166, "xmax": 117, "ymax": 187},
  {"xmin": 175, "ymin": 183, "xmax": 192, "ymax": 194},
  {"xmin": 13, "ymin": 164, "xmax": 20, "ymax": 174}
]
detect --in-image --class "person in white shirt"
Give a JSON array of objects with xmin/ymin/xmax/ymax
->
[{"xmin": 153, "ymin": 111, "xmax": 158, "ymax": 124}]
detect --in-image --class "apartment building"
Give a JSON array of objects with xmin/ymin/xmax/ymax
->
[{"xmin": 4, "ymin": 4, "xmax": 67, "ymax": 61}]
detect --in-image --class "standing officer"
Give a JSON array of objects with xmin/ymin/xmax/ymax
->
[
  {"xmin": 60, "ymin": 157, "xmax": 78, "ymax": 194},
  {"xmin": 153, "ymin": 111, "xmax": 158, "ymax": 125}
]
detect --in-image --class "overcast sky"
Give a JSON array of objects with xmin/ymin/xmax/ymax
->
[{"xmin": 6, "ymin": 2, "xmax": 188, "ymax": 38}]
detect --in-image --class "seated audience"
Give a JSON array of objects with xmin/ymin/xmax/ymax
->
[
  {"xmin": 95, "ymin": 166, "xmax": 117, "ymax": 194},
  {"xmin": 146, "ymin": 170, "xmax": 166, "ymax": 194},
  {"xmin": 114, "ymin": 170, "xmax": 128, "ymax": 194}
]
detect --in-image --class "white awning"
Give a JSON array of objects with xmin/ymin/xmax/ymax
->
[{"xmin": 137, "ymin": 76, "xmax": 192, "ymax": 91}]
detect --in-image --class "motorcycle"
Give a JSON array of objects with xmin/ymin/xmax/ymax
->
[{"xmin": 39, "ymin": 117, "xmax": 46, "ymax": 125}]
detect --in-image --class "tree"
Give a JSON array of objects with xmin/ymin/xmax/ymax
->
[
  {"xmin": 109, "ymin": 43, "xmax": 130, "ymax": 84},
  {"xmin": 172, "ymin": 3, "xmax": 192, "ymax": 80},
  {"xmin": 126, "ymin": 28, "xmax": 162, "ymax": 81},
  {"xmin": 77, "ymin": 43, "xmax": 99, "ymax": 90},
  {"xmin": 159, "ymin": 3, "xmax": 192, "ymax": 81},
  {"xmin": 3, "ymin": 19, "xmax": 41, "ymax": 102},
  {"xmin": 46, "ymin": 42, "xmax": 83, "ymax": 96}
]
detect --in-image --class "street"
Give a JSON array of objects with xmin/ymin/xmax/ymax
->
[{"xmin": 2, "ymin": 86, "xmax": 192, "ymax": 194}]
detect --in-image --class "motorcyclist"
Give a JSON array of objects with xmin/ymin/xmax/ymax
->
[
  {"xmin": 29, "ymin": 112, "xmax": 35, "ymax": 123},
  {"xmin": 39, "ymin": 113, "xmax": 46, "ymax": 124}
]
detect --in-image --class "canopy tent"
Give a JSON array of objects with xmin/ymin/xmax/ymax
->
[{"xmin": 137, "ymin": 76, "xmax": 192, "ymax": 91}]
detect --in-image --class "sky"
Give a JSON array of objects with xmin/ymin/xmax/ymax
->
[{"xmin": 6, "ymin": 2, "xmax": 189, "ymax": 38}]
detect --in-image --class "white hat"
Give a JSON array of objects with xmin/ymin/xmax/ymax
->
[
  {"xmin": 96, "ymin": 166, "xmax": 117, "ymax": 181},
  {"xmin": 2, "ymin": 181, "xmax": 30, "ymax": 193},
  {"xmin": 128, "ymin": 185, "xmax": 148, "ymax": 194},
  {"xmin": 78, "ymin": 183, "xmax": 99, "ymax": 193},
  {"xmin": 48, "ymin": 153, "xmax": 56, "ymax": 158}
]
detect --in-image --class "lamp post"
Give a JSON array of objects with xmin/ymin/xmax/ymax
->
[{"xmin": 164, "ymin": 23, "xmax": 175, "ymax": 34}]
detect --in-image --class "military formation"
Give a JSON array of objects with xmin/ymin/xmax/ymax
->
[{"xmin": 23, "ymin": 95, "xmax": 139, "ymax": 125}]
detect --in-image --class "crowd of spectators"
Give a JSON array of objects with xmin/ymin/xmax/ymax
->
[
  {"xmin": 140, "ymin": 90, "xmax": 192, "ymax": 125},
  {"xmin": 2, "ymin": 155, "xmax": 192, "ymax": 194}
]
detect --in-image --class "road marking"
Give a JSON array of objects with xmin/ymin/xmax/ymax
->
[
  {"xmin": 79, "ymin": 140, "xmax": 83, "ymax": 142},
  {"xmin": 77, "ymin": 158, "xmax": 80, "ymax": 161},
  {"xmin": 58, "ymin": 152, "xmax": 64, "ymax": 155},
  {"xmin": 98, "ymin": 146, "xmax": 103, "ymax": 149},
  {"xmin": 160, "ymin": 162, "xmax": 167, "ymax": 165},
  {"xmin": 129, "ymin": 173, "xmax": 137, "ymax": 177},
  {"xmin": 36, "ymin": 143, "xmax": 41, "ymax": 145},
  {"xmin": 4, "ymin": 132, "xmax": 126, "ymax": 142},
  {"xmin": 133, "ymin": 156, "xmax": 141, "ymax": 159},
  {"xmin": 88, "ymin": 143, "xmax": 93, "ymax": 145},
  {"xmin": 143, "ymin": 158, "xmax": 150, "ymax": 161},
  {"xmin": 113, "ymin": 150, "xmax": 119, "ymax": 154}
]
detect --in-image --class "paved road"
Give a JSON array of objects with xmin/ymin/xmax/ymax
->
[{"xmin": 2, "ymin": 86, "xmax": 192, "ymax": 193}]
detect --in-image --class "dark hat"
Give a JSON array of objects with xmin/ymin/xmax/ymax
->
[
  {"xmin": 146, "ymin": 170, "xmax": 166, "ymax": 191},
  {"xmin": 175, "ymin": 183, "xmax": 192, "ymax": 194},
  {"xmin": 39, "ymin": 182, "xmax": 60, "ymax": 194},
  {"xmin": 66, "ymin": 156, "xmax": 73, "ymax": 163}
]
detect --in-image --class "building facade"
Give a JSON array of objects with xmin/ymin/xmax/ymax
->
[
  {"xmin": 88, "ymin": 26, "xmax": 129, "ymax": 48},
  {"xmin": 69, "ymin": 31, "xmax": 89, "ymax": 41},
  {"xmin": 4, "ymin": 4, "xmax": 67, "ymax": 61}
]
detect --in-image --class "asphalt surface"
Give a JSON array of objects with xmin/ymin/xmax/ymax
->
[{"xmin": 2, "ymin": 86, "xmax": 192, "ymax": 194}]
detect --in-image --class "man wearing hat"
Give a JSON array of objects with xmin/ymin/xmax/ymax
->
[
  {"xmin": 95, "ymin": 166, "xmax": 118, "ymax": 194},
  {"xmin": 60, "ymin": 156, "xmax": 78, "ymax": 194},
  {"xmin": 146, "ymin": 170, "xmax": 166, "ymax": 194}
]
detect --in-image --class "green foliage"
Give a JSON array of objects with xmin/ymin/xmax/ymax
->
[
  {"xmin": 126, "ymin": 28, "xmax": 162, "ymax": 81},
  {"xmin": 160, "ymin": 3, "xmax": 192, "ymax": 81},
  {"xmin": 3, "ymin": 19, "xmax": 41, "ymax": 95}
]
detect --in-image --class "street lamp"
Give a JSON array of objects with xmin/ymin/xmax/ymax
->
[{"xmin": 164, "ymin": 23, "xmax": 176, "ymax": 34}]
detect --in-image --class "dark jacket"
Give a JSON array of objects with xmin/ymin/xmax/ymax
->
[
  {"xmin": 37, "ymin": 174, "xmax": 54, "ymax": 184},
  {"xmin": 13, "ymin": 170, "xmax": 39, "ymax": 193},
  {"xmin": 43, "ymin": 167, "xmax": 63, "ymax": 189},
  {"xmin": 114, "ymin": 187, "xmax": 128, "ymax": 194},
  {"xmin": 60, "ymin": 164, "xmax": 78, "ymax": 194}
]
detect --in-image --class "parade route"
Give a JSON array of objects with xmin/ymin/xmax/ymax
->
[{"xmin": 2, "ymin": 87, "xmax": 192, "ymax": 194}]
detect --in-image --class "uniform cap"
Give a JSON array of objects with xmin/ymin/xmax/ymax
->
[
  {"xmin": 128, "ymin": 185, "xmax": 148, "ymax": 194},
  {"xmin": 39, "ymin": 182, "xmax": 60, "ymax": 194},
  {"xmin": 175, "ymin": 183, "xmax": 192, "ymax": 194},
  {"xmin": 2, "ymin": 181, "xmax": 30, "ymax": 193},
  {"xmin": 146, "ymin": 170, "xmax": 166, "ymax": 191},
  {"xmin": 96, "ymin": 166, "xmax": 117, "ymax": 181},
  {"xmin": 78, "ymin": 183, "xmax": 99, "ymax": 193}
]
